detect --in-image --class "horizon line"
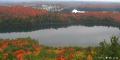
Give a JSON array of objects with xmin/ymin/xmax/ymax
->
[{"xmin": 1, "ymin": 1, "xmax": 120, "ymax": 3}]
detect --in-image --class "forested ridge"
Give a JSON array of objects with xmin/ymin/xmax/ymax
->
[{"xmin": 0, "ymin": 6, "xmax": 120, "ymax": 32}]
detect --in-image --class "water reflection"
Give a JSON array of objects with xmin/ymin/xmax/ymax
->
[{"xmin": 0, "ymin": 25, "xmax": 120, "ymax": 47}]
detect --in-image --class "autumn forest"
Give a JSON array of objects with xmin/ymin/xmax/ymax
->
[{"xmin": 0, "ymin": 2, "xmax": 120, "ymax": 60}]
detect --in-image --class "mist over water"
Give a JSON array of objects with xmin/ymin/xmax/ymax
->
[{"xmin": 0, "ymin": 25, "xmax": 120, "ymax": 47}]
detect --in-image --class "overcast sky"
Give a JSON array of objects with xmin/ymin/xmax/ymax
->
[{"xmin": 1, "ymin": 0, "xmax": 120, "ymax": 2}]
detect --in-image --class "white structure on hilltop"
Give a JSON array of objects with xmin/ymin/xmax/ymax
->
[
  {"xmin": 72, "ymin": 9, "xmax": 85, "ymax": 13},
  {"xmin": 33, "ymin": 5, "xmax": 63, "ymax": 12}
]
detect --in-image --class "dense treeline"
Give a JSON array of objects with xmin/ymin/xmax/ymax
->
[
  {"xmin": 94, "ymin": 36, "xmax": 120, "ymax": 60},
  {"xmin": 0, "ymin": 13, "xmax": 120, "ymax": 32},
  {"xmin": 79, "ymin": 16, "xmax": 120, "ymax": 27}
]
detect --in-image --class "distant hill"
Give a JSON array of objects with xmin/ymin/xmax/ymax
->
[
  {"xmin": 0, "ymin": 6, "xmax": 48, "ymax": 18},
  {"xmin": 0, "ymin": 6, "xmax": 120, "ymax": 22},
  {"xmin": 1, "ymin": 1, "xmax": 120, "ymax": 11}
]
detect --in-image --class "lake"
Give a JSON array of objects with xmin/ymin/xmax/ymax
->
[{"xmin": 0, "ymin": 25, "xmax": 120, "ymax": 47}]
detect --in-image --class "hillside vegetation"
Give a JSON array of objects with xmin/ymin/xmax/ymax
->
[{"xmin": 0, "ymin": 36, "xmax": 120, "ymax": 60}]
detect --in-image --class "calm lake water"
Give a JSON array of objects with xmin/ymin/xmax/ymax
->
[{"xmin": 0, "ymin": 25, "xmax": 120, "ymax": 47}]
